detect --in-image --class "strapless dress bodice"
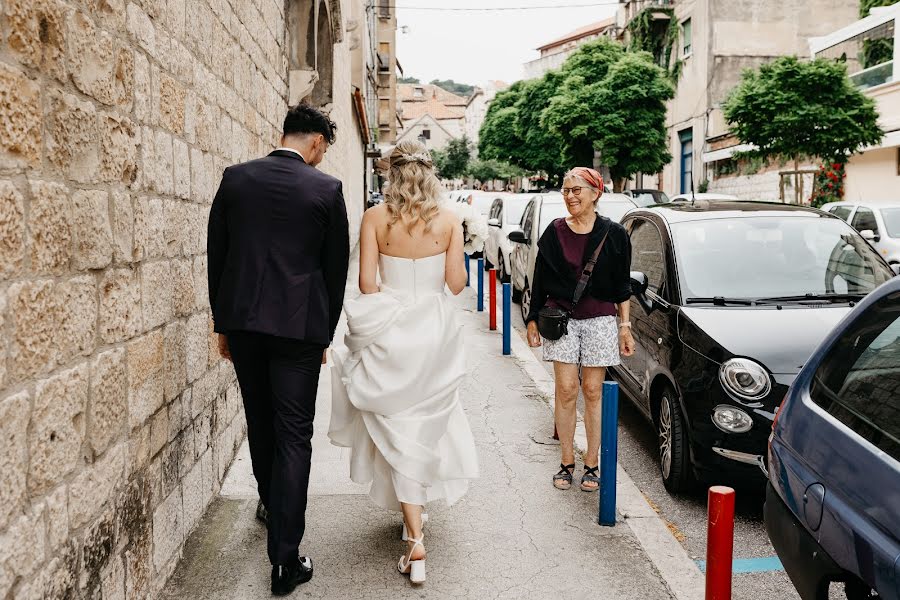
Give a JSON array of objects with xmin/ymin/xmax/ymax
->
[{"xmin": 378, "ymin": 253, "xmax": 446, "ymax": 296}]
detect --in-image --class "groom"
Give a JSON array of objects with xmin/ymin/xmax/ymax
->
[{"xmin": 207, "ymin": 103, "xmax": 350, "ymax": 595}]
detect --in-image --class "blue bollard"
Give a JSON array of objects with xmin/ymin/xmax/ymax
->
[
  {"xmin": 465, "ymin": 253, "xmax": 470, "ymax": 287},
  {"xmin": 599, "ymin": 381, "xmax": 620, "ymax": 526},
  {"xmin": 477, "ymin": 258, "xmax": 484, "ymax": 312},
  {"xmin": 502, "ymin": 283, "xmax": 511, "ymax": 356}
]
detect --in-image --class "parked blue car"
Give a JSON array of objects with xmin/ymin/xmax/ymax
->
[{"xmin": 766, "ymin": 277, "xmax": 900, "ymax": 599}]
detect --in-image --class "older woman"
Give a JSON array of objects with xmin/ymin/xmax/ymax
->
[{"xmin": 525, "ymin": 167, "xmax": 635, "ymax": 491}]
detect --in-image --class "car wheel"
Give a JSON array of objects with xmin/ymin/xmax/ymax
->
[
  {"xmin": 658, "ymin": 386, "xmax": 693, "ymax": 493},
  {"xmin": 520, "ymin": 283, "xmax": 531, "ymax": 324}
]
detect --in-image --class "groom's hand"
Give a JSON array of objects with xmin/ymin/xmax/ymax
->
[
  {"xmin": 322, "ymin": 349, "xmax": 328, "ymax": 365},
  {"xmin": 217, "ymin": 334, "xmax": 232, "ymax": 362}
]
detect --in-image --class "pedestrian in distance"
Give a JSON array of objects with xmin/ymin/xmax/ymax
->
[
  {"xmin": 524, "ymin": 167, "xmax": 635, "ymax": 492},
  {"xmin": 328, "ymin": 139, "xmax": 479, "ymax": 585},
  {"xmin": 206, "ymin": 104, "xmax": 350, "ymax": 596}
]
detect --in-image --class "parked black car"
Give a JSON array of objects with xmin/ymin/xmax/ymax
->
[{"xmin": 612, "ymin": 201, "xmax": 895, "ymax": 493}]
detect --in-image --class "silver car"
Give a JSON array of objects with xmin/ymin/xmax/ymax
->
[{"xmin": 821, "ymin": 201, "xmax": 900, "ymax": 266}]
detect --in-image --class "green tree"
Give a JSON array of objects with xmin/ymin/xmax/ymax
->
[
  {"xmin": 429, "ymin": 79, "xmax": 475, "ymax": 97},
  {"xmin": 723, "ymin": 56, "xmax": 883, "ymax": 203},
  {"xmin": 433, "ymin": 136, "xmax": 472, "ymax": 180},
  {"xmin": 467, "ymin": 158, "xmax": 523, "ymax": 182},
  {"xmin": 544, "ymin": 41, "xmax": 674, "ymax": 190},
  {"xmin": 398, "ymin": 76, "xmax": 421, "ymax": 84},
  {"xmin": 478, "ymin": 83, "xmax": 525, "ymax": 165},
  {"xmin": 861, "ymin": 0, "xmax": 896, "ymax": 16},
  {"xmin": 514, "ymin": 72, "xmax": 568, "ymax": 184}
]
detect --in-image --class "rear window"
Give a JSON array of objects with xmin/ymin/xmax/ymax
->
[
  {"xmin": 881, "ymin": 208, "xmax": 900, "ymax": 238},
  {"xmin": 810, "ymin": 290, "xmax": 900, "ymax": 462},
  {"xmin": 830, "ymin": 205, "xmax": 853, "ymax": 222}
]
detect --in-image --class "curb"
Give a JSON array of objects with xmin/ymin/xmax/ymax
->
[{"xmin": 504, "ymin": 309, "xmax": 706, "ymax": 600}]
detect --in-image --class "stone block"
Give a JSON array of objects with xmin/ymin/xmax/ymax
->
[
  {"xmin": 172, "ymin": 258, "xmax": 194, "ymax": 317},
  {"xmin": 133, "ymin": 50, "xmax": 151, "ymax": 124},
  {"xmin": 149, "ymin": 409, "xmax": 168, "ymax": 458},
  {"xmin": 9, "ymin": 280, "xmax": 59, "ymax": 381},
  {"xmin": 110, "ymin": 190, "xmax": 134, "ymax": 263},
  {"xmin": 142, "ymin": 127, "xmax": 173, "ymax": 195},
  {"xmin": 0, "ymin": 391, "xmax": 30, "ymax": 531},
  {"xmin": 99, "ymin": 267, "xmax": 141, "ymax": 344},
  {"xmin": 68, "ymin": 442, "xmax": 125, "ymax": 530},
  {"xmin": 194, "ymin": 100, "xmax": 216, "ymax": 152},
  {"xmin": 186, "ymin": 313, "xmax": 208, "ymax": 383},
  {"xmin": 156, "ymin": 70, "xmax": 186, "ymax": 135},
  {"xmin": 193, "ymin": 255, "xmax": 209, "ymax": 311},
  {"xmin": 133, "ymin": 196, "xmax": 164, "ymax": 260},
  {"xmin": 189, "ymin": 147, "xmax": 208, "ymax": 204},
  {"xmin": 166, "ymin": 0, "xmax": 186, "ymax": 39},
  {"xmin": 81, "ymin": 506, "xmax": 116, "ymax": 590},
  {"xmin": 173, "ymin": 140, "xmax": 190, "ymax": 201},
  {"xmin": 45, "ymin": 87, "xmax": 99, "ymax": 183},
  {"xmin": 40, "ymin": 539, "xmax": 78, "ymax": 600},
  {"xmin": 0, "ymin": 180, "xmax": 26, "ymax": 279},
  {"xmin": 100, "ymin": 113, "xmax": 138, "ymax": 185},
  {"xmin": 151, "ymin": 485, "xmax": 183, "ymax": 573},
  {"xmin": 127, "ymin": 330, "xmax": 164, "ymax": 429},
  {"xmin": 100, "ymin": 554, "xmax": 126, "ymax": 600},
  {"xmin": 0, "ymin": 505, "xmax": 47, "ymax": 584},
  {"xmin": 56, "ymin": 275, "xmax": 97, "ymax": 361},
  {"xmin": 89, "ymin": 348, "xmax": 128, "ymax": 455},
  {"xmin": 141, "ymin": 260, "xmax": 173, "ymax": 330},
  {"xmin": 167, "ymin": 393, "xmax": 185, "ymax": 442},
  {"xmin": 181, "ymin": 455, "xmax": 204, "ymax": 533},
  {"xmin": 163, "ymin": 322, "xmax": 187, "ymax": 404},
  {"xmin": 192, "ymin": 404, "xmax": 212, "ymax": 458},
  {"xmin": 4, "ymin": 0, "xmax": 68, "ymax": 81},
  {"xmin": 71, "ymin": 189, "xmax": 113, "ymax": 270},
  {"xmin": 29, "ymin": 364, "xmax": 88, "ymax": 495},
  {"xmin": 183, "ymin": 90, "xmax": 197, "ymax": 144},
  {"xmin": 126, "ymin": 2, "xmax": 154, "ymax": 55},
  {"xmin": 0, "ymin": 296, "xmax": 7, "ymax": 393},
  {"xmin": 45, "ymin": 483, "xmax": 69, "ymax": 551},
  {"xmin": 67, "ymin": 10, "xmax": 133, "ymax": 107},
  {"xmin": 27, "ymin": 180, "xmax": 71, "ymax": 275},
  {"xmin": 182, "ymin": 202, "xmax": 207, "ymax": 256},
  {"xmin": 0, "ymin": 64, "xmax": 42, "ymax": 169},
  {"xmin": 91, "ymin": 0, "xmax": 127, "ymax": 32},
  {"xmin": 163, "ymin": 198, "xmax": 186, "ymax": 258}
]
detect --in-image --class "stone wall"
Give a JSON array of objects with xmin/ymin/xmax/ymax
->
[{"xmin": 0, "ymin": 0, "xmax": 291, "ymax": 597}]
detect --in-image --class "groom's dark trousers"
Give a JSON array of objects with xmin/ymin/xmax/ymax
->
[{"xmin": 207, "ymin": 150, "xmax": 350, "ymax": 565}]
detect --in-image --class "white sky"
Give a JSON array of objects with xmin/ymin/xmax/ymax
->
[{"xmin": 395, "ymin": 0, "xmax": 620, "ymax": 86}]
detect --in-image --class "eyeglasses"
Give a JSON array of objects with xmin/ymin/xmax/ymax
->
[{"xmin": 561, "ymin": 187, "xmax": 584, "ymax": 196}]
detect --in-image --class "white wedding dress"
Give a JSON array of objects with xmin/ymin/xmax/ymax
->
[{"xmin": 328, "ymin": 253, "xmax": 479, "ymax": 511}]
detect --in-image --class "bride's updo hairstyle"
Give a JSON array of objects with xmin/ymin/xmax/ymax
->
[{"xmin": 385, "ymin": 140, "xmax": 443, "ymax": 233}]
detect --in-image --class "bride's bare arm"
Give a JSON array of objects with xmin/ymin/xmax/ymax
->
[
  {"xmin": 445, "ymin": 212, "xmax": 467, "ymax": 295},
  {"xmin": 359, "ymin": 209, "xmax": 380, "ymax": 294}
]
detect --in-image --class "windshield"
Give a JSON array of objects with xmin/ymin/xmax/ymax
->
[
  {"xmin": 505, "ymin": 200, "xmax": 530, "ymax": 225},
  {"xmin": 539, "ymin": 203, "xmax": 569, "ymax": 235},
  {"xmin": 631, "ymin": 192, "xmax": 670, "ymax": 207},
  {"xmin": 672, "ymin": 216, "xmax": 894, "ymax": 299},
  {"xmin": 882, "ymin": 208, "xmax": 900, "ymax": 238}
]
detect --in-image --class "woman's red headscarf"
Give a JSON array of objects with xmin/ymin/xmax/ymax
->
[{"xmin": 565, "ymin": 167, "xmax": 604, "ymax": 191}]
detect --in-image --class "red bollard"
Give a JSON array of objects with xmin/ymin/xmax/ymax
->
[
  {"xmin": 489, "ymin": 269, "xmax": 497, "ymax": 331},
  {"xmin": 706, "ymin": 486, "xmax": 736, "ymax": 600}
]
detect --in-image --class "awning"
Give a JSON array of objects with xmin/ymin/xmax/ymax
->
[{"xmin": 701, "ymin": 144, "xmax": 757, "ymax": 163}]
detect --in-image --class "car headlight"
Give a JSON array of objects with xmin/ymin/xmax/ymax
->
[
  {"xmin": 719, "ymin": 358, "xmax": 771, "ymax": 401},
  {"xmin": 712, "ymin": 405, "xmax": 754, "ymax": 433}
]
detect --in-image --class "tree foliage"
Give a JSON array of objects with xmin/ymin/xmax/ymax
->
[
  {"xmin": 398, "ymin": 76, "xmax": 421, "ymax": 84},
  {"xmin": 467, "ymin": 158, "xmax": 523, "ymax": 182},
  {"xmin": 723, "ymin": 56, "xmax": 883, "ymax": 165},
  {"xmin": 432, "ymin": 136, "xmax": 472, "ymax": 180},
  {"xmin": 860, "ymin": 0, "xmax": 896, "ymax": 16},
  {"xmin": 430, "ymin": 79, "xmax": 475, "ymax": 97}
]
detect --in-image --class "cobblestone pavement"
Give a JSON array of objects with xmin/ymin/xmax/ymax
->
[{"xmin": 161, "ymin": 286, "xmax": 679, "ymax": 600}]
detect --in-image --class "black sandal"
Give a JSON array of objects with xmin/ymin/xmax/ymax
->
[
  {"xmin": 553, "ymin": 463, "xmax": 575, "ymax": 490},
  {"xmin": 581, "ymin": 466, "xmax": 600, "ymax": 492}
]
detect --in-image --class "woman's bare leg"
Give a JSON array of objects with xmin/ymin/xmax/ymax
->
[
  {"xmin": 580, "ymin": 367, "xmax": 607, "ymax": 489},
  {"xmin": 553, "ymin": 362, "xmax": 581, "ymax": 466},
  {"xmin": 400, "ymin": 502, "xmax": 426, "ymax": 560}
]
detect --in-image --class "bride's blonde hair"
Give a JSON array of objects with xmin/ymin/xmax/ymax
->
[{"xmin": 385, "ymin": 140, "xmax": 442, "ymax": 233}]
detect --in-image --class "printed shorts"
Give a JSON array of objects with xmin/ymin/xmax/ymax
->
[{"xmin": 542, "ymin": 315, "xmax": 620, "ymax": 368}]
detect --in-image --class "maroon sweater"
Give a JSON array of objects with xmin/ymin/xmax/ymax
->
[{"xmin": 545, "ymin": 219, "xmax": 617, "ymax": 319}]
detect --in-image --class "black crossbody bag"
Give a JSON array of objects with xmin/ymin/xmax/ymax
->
[{"xmin": 537, "ymin": 228, "xmax": 610, "ymax": 341}]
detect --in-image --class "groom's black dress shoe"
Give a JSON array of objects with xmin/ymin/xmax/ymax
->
[
  {"xmin": 256, "ymin": 500, "xmax": 268, "ymax": 527},
  {"xmin": 271, "ymin": 556, "xmax": 313, "ymax": 596}
]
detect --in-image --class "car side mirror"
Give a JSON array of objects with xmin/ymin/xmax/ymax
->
[
  {"xmin": 630, "ymin": 271, "xmax": 655, "ymax": 314},
  {"xmin": 860, "ymin": 229, "xmax": 880, "ymax": 243},
  {"xmin": 507, "ymin": 230, "xmax": 529, "ymax": 244},
  {"xmin": 488, "ymin": 218, "xmax": 501, "ymax": 228}
]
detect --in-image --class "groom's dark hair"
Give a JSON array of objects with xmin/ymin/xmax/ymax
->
[{"xmin": 283, "ymin": 103, "xmax": 337, "ymax": 145}]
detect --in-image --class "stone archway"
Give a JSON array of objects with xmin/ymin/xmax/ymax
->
[
  {"xmin": 309, "ymin": 0, "xmax": 333, "ymax": 107},
  {"xmin": 286, "ymin": 0, "xmax": 339, "ymax": 108}
]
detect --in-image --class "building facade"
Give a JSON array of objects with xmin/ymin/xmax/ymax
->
[
  {"xmin": 0, "ymin": 0, "xmax": 391, "ymax": 597},
  {"xmin": 523, "ymin": 19, "xmax": 616, "ymax": 79},
  {"xmin": 464, "ymin": 81, "xmax": 508, "ymax": 153},
  {"xmin": 396, "ymin": 83, "xmax": 467, "ymax": 149},
  {"xmin": 812, "ymin": 3, "xmax": 900, "ymax": 201},
  {"xmin": 615, "ymin": 0, "xmax": 858, "ymax": 198}
]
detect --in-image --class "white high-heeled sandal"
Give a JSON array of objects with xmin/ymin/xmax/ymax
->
[
  {"xmin": 401, "ymin": 513, "xmax": 428, "ymax": 541},
  {"xmin": 397, "ymin": 536, "xmax": 426, "ymax": 584}
]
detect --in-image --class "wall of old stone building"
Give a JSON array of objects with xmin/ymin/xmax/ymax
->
[{"xmin": 0, "ymin": 0, "xmax": 292, "ymax": 597}]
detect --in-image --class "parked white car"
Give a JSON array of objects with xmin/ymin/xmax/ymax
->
[
  {"xmin": 820, "ymin": 201, "xmax": 900, "ymax": 266},
  {"xmin": 670, "ymin": 192, "xmax": 740, "ymax": 202},
  {"xmin": 484, "ymin": 194, "xmax": 534, "ymax": 282},
  {"xmin": 508, "ymin": 192, "xmax": 638, "ymax": 322}
]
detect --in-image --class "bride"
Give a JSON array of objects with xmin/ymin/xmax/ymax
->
[{"xmin": 328, "ymin": 140, "xmax": 479, "ymax": 584}]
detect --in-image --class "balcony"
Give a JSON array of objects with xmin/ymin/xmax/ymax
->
[{"xmin": 621, "ymin": 0, "xmax": 674, "ymax": 28}]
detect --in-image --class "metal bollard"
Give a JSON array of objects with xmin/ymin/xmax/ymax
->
[
  {"xmin": 465, "ymin": 253, "xmax": 470, "ymax": 287},
  {"xmin": 502, "ymin": 283, "xmax": 511, "ymax": 355},
  {"xmin": 599, "ymin": 381, "xmax": 619, "ymax": 526},
  {"xmin": 706, "ymin": 486, "xmax": 735, "ymax": 600},
  {"xmin": 489, "ymin": 269, "xmax": 497, "ymax": 330},
  {"xmin": 477, "ymin": 258, "xmax": 484, "ymax": 312}
]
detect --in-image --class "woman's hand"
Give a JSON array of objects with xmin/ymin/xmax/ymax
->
[
  {"xmin": 618, "ymin": 327, "xmax": 635, "ymax": 357},
  {"xmin": 526, "ymin": 321, "xmax": 542, "ymax": 348}
]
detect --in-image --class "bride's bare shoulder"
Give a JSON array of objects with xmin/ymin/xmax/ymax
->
[{"xmin": 436, "ymin": 205, "xmax": 461, "ymax": 225}]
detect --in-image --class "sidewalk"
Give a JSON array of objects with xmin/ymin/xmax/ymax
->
[{"xmin": 161, "ymin": 280, "xmax": 690, "ymax": 599}]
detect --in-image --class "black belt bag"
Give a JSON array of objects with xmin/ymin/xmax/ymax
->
[{"xmin": 537, "ymin": 229, "xmax": 610, "ymax": 341}]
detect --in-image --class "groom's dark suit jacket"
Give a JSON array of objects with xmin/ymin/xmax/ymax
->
[{"xmin": 207, "ymin": 150, "xmax": 350, "ymax": 345}]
